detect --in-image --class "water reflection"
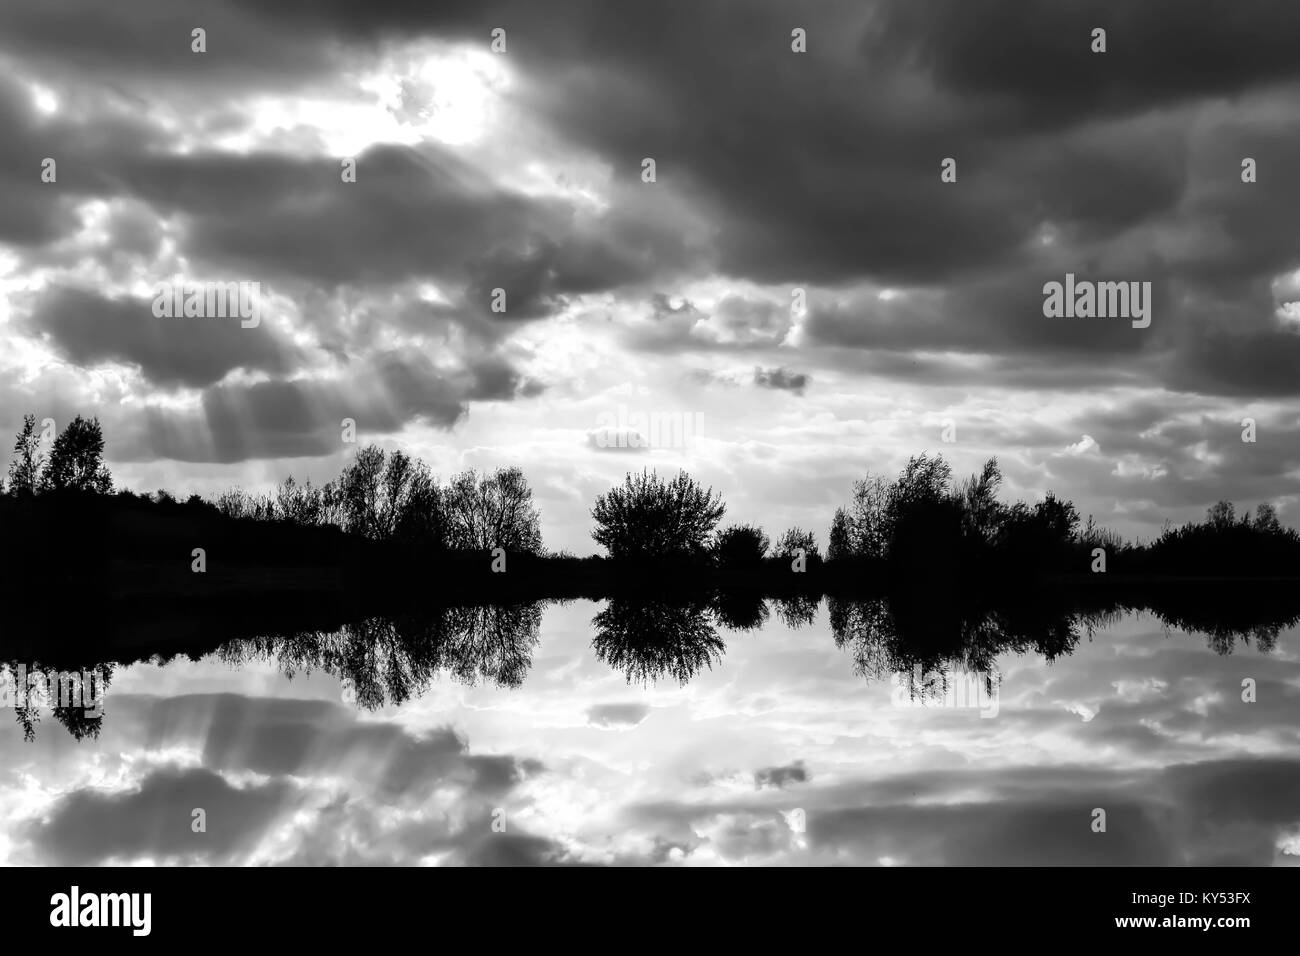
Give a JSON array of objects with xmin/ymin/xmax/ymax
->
[
  {"xmin": 828, "ymin": 595, "xmax": 1099, "ymax": 693},
  {"xmin": 1, "ymin": 661, "xmax": 112, "ymax": 742},
  {"xmin": 2, "ymin": 592, "xmax": 1298, "ymax": 866},
  {"xmin": 592, "ymin": 597, "xmax": 726, "ymax": 685},
  {"xmin": 219, "ymin": 602, "xmax": 544, "ymax": 710},
  {"xmin": 5, "ymin": 585, "xmax": 1300, "ymax": 740}
]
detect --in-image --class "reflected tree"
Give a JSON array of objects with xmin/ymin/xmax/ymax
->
[
  {"xmin": 592, "ymin": 597, "xmax": 725, "ymax": 685},
  {"xmin": 219, "ymin": 601, "xmax": 544, "ymax": 710},
  {"xmin": 3, "ymin": 662, "xmax": 112, "ymax": 742},
  {"xmin": 772, "ymin": 593, "xmax": 819, "ymax": 629}
]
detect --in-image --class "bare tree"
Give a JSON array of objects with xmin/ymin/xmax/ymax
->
[
  {"xmin": 274, "ymin": 476, "xmax": 328, "ymax": 526},
  {"xmin": 775, "ymin": 527, "xmax": 820, "ymax": 561},
  {"xmin": 7, "ymin": 414, "xmax": 44, "ymax": 495},
  {"xmin": 335, "ymin": 445, "xmax": 445, "ymax": 544},
  {"xmin": 445, "ymin": 466, "xmax": 543, "ymax": 553}
]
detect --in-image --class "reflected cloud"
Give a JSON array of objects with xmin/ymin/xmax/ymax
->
[{"xmin": 1, "ymin": 594, "xmax": 1298, "ymax": 866}]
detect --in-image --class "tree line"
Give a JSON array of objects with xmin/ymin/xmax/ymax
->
[
  {"xmin": 5, "ymin": 414, "xmax": 1298, "ymax": 575},
  {"xmin": 212, "ymin": 447, "xmax": 543, "ymax": 554}
]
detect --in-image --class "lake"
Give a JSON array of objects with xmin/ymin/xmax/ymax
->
[{"xmin": 2, "ymin": 598, "xmax": 1297, "ymax": 865}]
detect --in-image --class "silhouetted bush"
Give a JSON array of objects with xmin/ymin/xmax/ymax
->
[
  {"xmin": 993, "ymin": 493, "xmax": 1081, "ymax": 573},
  {"xmin": 712, "ymin": 523, "xmax": 770, "ymax": 568},
  {"xmin": 1136, "ymin": 500, "xmax": 1300, "ymax": 577}
]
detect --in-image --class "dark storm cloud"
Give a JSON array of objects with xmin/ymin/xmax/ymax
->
[
  {"xmin": 26, "ymin": 285, "xmax": 303, "ymax": 388},
  {"xmin": 301, "ymin": 0, "xmax": 1295, "ymax": 400},
  {"xmin": 587, "ymin": 703, "xmax": 651, "ymax": 728},
  {"xmin": 321, "ymin": 0, "xmax": 1192, "ymax": 288},
  {"xmin": 229, "ymin": 0, "xmax": 1300, "ymax": 125},
  {"xmin": 197, "ymin": 376, "xmax": 440, "ymax": 461},
  {"xmin": 0, "ymin": 43, "xmax": 697, "ymax": 304},
  {"xmin": 801, "ymin": 265, "xmax": 1300, "ymax": 398},
  {"xmin": 810, "ymin": 800, "xmax": 1172, "ymax": 866},
  {"xmin": 117, "ymin": 350, "xmax": 529, "ymax": 463},
  {"xmin": 753, "ymin": 367, "xmax": 808, "ymax": 395},
  {"xmin": 866, "ymin": 0, "xmax": 1300, "ymax": 127},
  {"xmin": 24, "ymin": 765, "xmax": 292, "ymax": 865},
  {"xmin": 8, "ymin": 0, "xmax": 1296, "ymax": 295},
  {"xmin": 625, "ymin": 756, "xmax": 1300, "ymax": 865},
  {"xmin": 9, "ymin": 0, "xmax": 1212, "ymax": 289},
  {"xmin": 803, "ymin": 272, "xmax": 1166, "ymax": 358},
  {"xmin": 14, "ymin": 692, "xmax": 558, "ymax": 865},
  {"xmin": 624, "ymin": 293, "xmax": 795, "ymax": 354},
  {"xmin": 165, "ymin": 693, "xmax": 546, "ymax": 803},
  {"xmin": 116, "ymin": 145, "xmax": 574, "ymax": 291},
  {"xmin": 0, "ymin": 0, "xmax": 342, "ymax": 88},
  {"xmin": 0, "ymin": 76, "xmax": 123, "ymax": 248},
  {"xmin": 753, "ymin": 760, "xmax": 808, "ymax": 789},
  {"xmin": 11, "ymin": 126, "xmax": 698, "ymax": 317},
  {"xmin": 1167, "ymin": 319, "xmax": 1300, "ymax": 398},
  {"xmin": 2, "ymin": 0, "xmax": 1299, "ymax": 479}
]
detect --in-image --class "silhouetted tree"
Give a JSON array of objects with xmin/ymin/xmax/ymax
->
[
  {"xmin": 41, "ymin": 415, "xmax": 112, "ymax": 493},
  {"xmin": 827, "ymin": 507, "xmax": 851, "ymax": 561},
  {"xmin": 1206, "ymin": 500, "xmax": 1236, "ymax": 529},
  {"xmin": 775, "ymin": 527, "xmax": 821, "ymax": 566},
  {"xmin": 886, "ymin": 454, "xmax": 953, "ymax": 523},
  {"xmin": 591, "ymin": 470, "xmax": 725, "ymax": 560},
  {"xmin": 1253, "ymin": 502, "xmax": 1282, "ymax": 534},
  {"xmin": 336, "ymin": 444, "xmax": 386, "ymax": 537},
  {"xmin": 884, "ymin": 454, "xmax": 961, "ymax": 573},
  {"xmin": 393, "ymin": 473, "xmax": 445, "ymax": 547},
  {"xmin": 274, "ymin": 475, "xmax": 326, "ymax": 526},
  {"xmin": 445, "ymin": 466, "xmax": 542, "ymax": 553},
  {"xmin": 7, "ymin": 414, "xmax": 44, "ymax": 495},
  {"xmin": 337, "ymin": 445, "xmax": 446, "ymax": 544},
  {"xmin": 213, "ymin": 487, "xmax": 274, "ymax": 521},
  {"xmin": 834, "ymin": 458, "xmax": 960, "ymax": 562},
  {"xmin": 994, "ymin": 493, "xmax": 1081, "ymax": 571},
  {"xmin": 958, "ymin": 457, "xmax": 1004, "ymax": 544},
  {"xmin": 1079, "ymin": 515, "xmax": 1124, "ymax": 553},
  {"xmin": 843, "ymin": 473, "xmax": 891, "ymax": 559}
]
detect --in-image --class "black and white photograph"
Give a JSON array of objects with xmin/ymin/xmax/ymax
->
[{"xmin": 0, "ymin": 0, "xmax": 1294, "ymax": 936}]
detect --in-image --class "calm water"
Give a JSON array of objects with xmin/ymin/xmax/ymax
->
[{"xmin": 2, "ymin": 600, "xmax": 1298, "ymax": 865}]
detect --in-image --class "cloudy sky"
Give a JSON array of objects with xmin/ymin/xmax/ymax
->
[{"xmin": 4, "ymin": 0, "xmax": 1300, "ymax": 553}]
